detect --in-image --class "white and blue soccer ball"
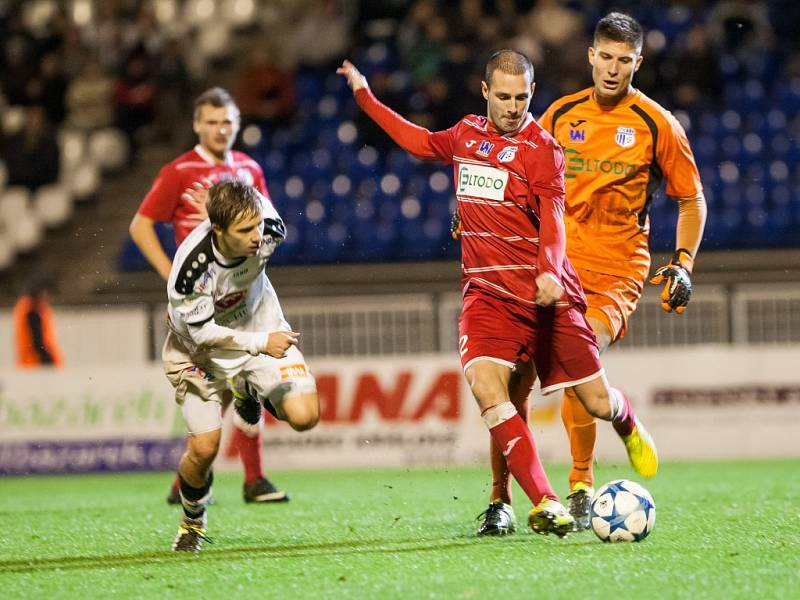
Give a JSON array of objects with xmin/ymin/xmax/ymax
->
[{"xmin": 590, "ymin": 479, "xmax": 656, "ymax": 543}]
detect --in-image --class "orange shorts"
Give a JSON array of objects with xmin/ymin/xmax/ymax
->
[{"xmin": 576, "ymin": 268, "xmax": 643, "ymax": 343}]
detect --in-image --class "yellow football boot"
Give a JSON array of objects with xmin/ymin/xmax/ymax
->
[
  {"xmin": 528, "ymin": 498, "xmax": 575, "ymax": 537},
  {"xmin": 622, "ymin": 417, "xmax": 658, "ymax": 478}
]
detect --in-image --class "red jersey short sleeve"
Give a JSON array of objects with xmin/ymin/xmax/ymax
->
[
  {"xmin": 135, "ymin": 147, "xmax": 268, "ymax": 246},
  {"xmin": 138, "ymin": 163, "xmax": 182, "ymax": 222}
]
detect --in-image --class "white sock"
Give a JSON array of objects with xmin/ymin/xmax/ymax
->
[
  {"xmin": 608, "ymin": 388, "xmax": 624, "ymax": 421},
  {"xmin": 232, "ymin": 410, "xmax": 262, "ymax": 437},
  {"xmin": 180, "ymin": 488, "xmax": 212, "ymax": 517},
  {"xmin": 481, "ymin": 401, "xmax": 518, "ymax": 429}
]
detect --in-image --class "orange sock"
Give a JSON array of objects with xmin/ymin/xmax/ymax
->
[{"xmin": 561, "ymin": 387, "xmax": 596, "ymax": 489}]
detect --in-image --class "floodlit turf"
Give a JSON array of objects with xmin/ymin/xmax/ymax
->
[{"xmin": 1, "ymin": 460, "xmax": 798, "ymax": 599}]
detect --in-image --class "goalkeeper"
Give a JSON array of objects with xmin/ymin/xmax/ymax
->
[{"xmin": 475, "ymin": 11, "xmax": 707, "ymax": 536}]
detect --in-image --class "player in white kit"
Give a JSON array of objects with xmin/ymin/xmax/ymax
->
[{"xmin": 166, "ymin": 180, "xmax": 319, "ymax": 552}]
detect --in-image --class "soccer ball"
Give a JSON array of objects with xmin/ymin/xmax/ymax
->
[{"xmin": 590, "ymin": 479, "xmax": 656, "ymax": 542}]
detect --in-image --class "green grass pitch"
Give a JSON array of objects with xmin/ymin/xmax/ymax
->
[{"xmin": 1, "ymin": 459, "xmax": 797, "ymax": 599}]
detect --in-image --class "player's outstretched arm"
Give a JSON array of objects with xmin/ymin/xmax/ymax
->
[
  {"xmin": 336, "ymin": 60, "xmax": 442, "ymax": 161},
  {"xmin": 186, "ymin": 319, "xmax": 297, "ymax": 358},
  {"xmin": 129, "ymin": 212, "xmax": 173, "ymax": 280}
]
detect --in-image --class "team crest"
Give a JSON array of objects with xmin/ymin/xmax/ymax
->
[
  {"xmin": 497, "ymin": 146, "xmax": 518, "ymax": 163},
  {"xmin": 476, "ymin": 140, "xmax": 494, "ymax": 157},
  {"xmin": 615, "ymin": 126, "xmax": 636, "ymax": 148}
]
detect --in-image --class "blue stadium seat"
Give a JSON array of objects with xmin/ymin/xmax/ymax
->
[{"xmin": 116, "ymin": 222, "xmax": 176, "ymax": 272}]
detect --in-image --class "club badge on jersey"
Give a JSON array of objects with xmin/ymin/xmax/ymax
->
[
  {"xmin": 497, "ymin": 146, "xmax": 518, "ymax": 163},
  {"xmin": 615, "ymin": 126, "xmax": 636, "ymax": 148}
]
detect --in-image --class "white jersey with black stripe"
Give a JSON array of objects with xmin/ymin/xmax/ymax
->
[{"xmin": 166, "ymin": 196, "xmax": 289, "ymax": 373}]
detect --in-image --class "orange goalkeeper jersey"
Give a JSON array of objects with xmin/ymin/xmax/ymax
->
[{"xmin": 539, "ymin": 87, "xmax": 702, "ymax": 283}]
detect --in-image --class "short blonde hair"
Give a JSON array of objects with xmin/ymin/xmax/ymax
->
[{"xmin": 207, "ymin": 181, "xmax": 261, "ymax": 230}]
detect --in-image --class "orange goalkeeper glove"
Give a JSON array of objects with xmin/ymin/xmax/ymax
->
[
  {"xmin": 450, "ymin": 209, "xmax": 462, "ymax": 240},
  {"xmin": 649, "ymin": 248, "xmax": 694, "ymax": 314}
]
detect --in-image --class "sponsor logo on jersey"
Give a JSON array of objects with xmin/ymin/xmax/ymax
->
[
  {"xmin": 186, "ymin": 300, "xmax": 212, "ymax": 318},
  {"xmin": 569, "ymin": 128, "xmax": 586, "ymax": 143},
  {"xmin": 457, "ymin": 163, "xmax": 509, "ymax": 201},
  {"xmin": 569, "ymin": 119, "xmax": 586, "ymax": 127},
  {"xmin": 215, "ymin": 291, "xmax": 246, "ymax": 310},
  {"xmin": 465, "ymin": 140, "xmax": 477, "ymax": 148},
  {"xmin": 563, "ymin": 148, "xmax": 637, "ymax": 179},
  {"xmin": 615, "ymin": 126, "xmax": 636, "ymax": 148},
  {"xmin": 196, "ymin": 271, "xmax": 212, "ymax": 294},
  {"xmin": 497, "ymin": 145, "xmax": 518, "ymax": 163},
  {"xmin": 476, "ymin": 140, "xmax": 494, "ymax": 157}
]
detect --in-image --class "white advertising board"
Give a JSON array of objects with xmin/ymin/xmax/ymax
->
[{"xmin": 1, "ymin": 346, "xmax": 799, "ymax": 475}]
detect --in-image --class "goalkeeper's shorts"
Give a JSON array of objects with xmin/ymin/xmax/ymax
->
[
  {"xmin": 458, "ymin": 286, "xmax": 603, "ymax": 396},
  {"xmin": 576, "ymin": 268, "xmax": 643, "ymax": 343}
]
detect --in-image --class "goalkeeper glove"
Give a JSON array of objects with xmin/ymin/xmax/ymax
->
[
  {"xmin": 450, "ymin": 209, "xmax": 462, "ymax": 240},
  {"xmin": 649, "ymin": 248, "xmax": 694, "ymax": 314}
]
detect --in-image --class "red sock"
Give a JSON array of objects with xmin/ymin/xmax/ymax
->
[
  {"xmin": 488, "ymin": 413, "xmax": 557, "ymax": 505},
  {"xmin": 611, "ymin": 388, "xmax": 636, "ymax": 437},
  {"xmin": 171, "ymin": 474, "xmax": 180, "ymax": 491},
  {"xmin": 233, "ymin": 426, "xmax": 264, "ymax": 485},
  {"xmin": 489, "ymin": 397, "xmax": 528, "ymax": 504}
]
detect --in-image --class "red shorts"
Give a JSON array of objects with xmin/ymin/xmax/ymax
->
[{"xmin": 458, "ymin": 286, "xmax": 603, "ymax": 395}]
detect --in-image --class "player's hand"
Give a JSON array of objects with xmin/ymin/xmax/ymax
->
[
  {"xmin": 535, "ymin": 273, "xmax": 564, "ymax": 306},
  {"xmin": 649, "ymin": 248, "xmax": 693, "ymax": 313},
  {"xmin": 263, "ymin": 330, "xmax": 300, "ymax": 358},
  {"xmin": 182, "ymin": 178, "xmax": 212, "ymax": 221},
  {"xmin": 336, "ymin": 60, "xmax": 368, "ymax": 92},
  {"xmin": 450, "ymin": 209, "xmax": 462, "ymax": 240}
]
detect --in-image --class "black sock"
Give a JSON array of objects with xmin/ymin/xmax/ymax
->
[{"xmin": 179, "ymin": 471, "xmax": 213, "ymax": 518}]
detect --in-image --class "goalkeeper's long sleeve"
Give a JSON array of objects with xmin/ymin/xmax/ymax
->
[{"xmin": 674, "ymin": 192, "xmax": 707, "ymax": 267}]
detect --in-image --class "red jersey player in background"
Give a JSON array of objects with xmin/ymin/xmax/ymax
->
[
  {"xmin": 129, "ymin": 87, "xmax": 288, "ymax": 505},
  {"xmin": 338, "ymin": 50, "xmax": 658, "ymax": 537}
]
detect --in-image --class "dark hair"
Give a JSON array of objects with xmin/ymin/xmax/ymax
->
[
  {"xmin": 484, "ymin": 49, "xmax": 534, "ymax": 87},
  {"xmin": 594, "ymin": 12, "xmax": 644, "ymax": 52},
  {"xmin": 207, "ymin": 181, "xmax": 261, "ymax": 230},
  {"xmin": 193, "ymin": 86, "xmax": 239, "ymax": 120}
]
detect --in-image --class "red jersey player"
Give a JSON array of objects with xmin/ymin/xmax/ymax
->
[
  {"xmin": 338, "ymin": 51, "xmax": 658, "ymax": 537},
  {"xmin": 129, "ymin": 87, "xmax": 288, "ymax": 505}
]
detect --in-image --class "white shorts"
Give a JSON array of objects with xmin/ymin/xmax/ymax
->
[{"xmin": 163, "ymin": 331, "xmax": 316, "ymax": 435}]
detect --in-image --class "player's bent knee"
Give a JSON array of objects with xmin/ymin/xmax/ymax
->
[
  {"xmin": 577, "ymin": 392, "xmax": 612, "ymax": 420},
  {"xmin": 283, "ymin": 392, "xmax": 320, "ymax": 432},
  {"xmin": 187, "ymin": 429, "xmax": 221, "ymax": 464},
  {"xmin": 573, "ymin": 378, "xmax": 613, "ymax": 420}
]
